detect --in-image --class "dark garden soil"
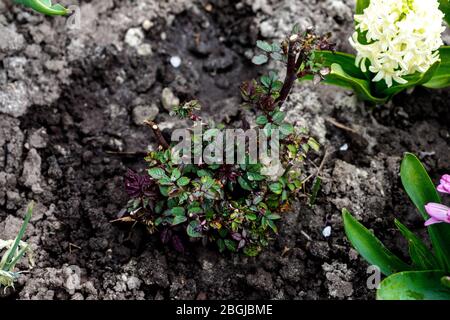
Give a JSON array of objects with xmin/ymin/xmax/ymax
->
[{"xmin": 0, "ymin": 0, "xmax": 449, "ymax": 300}]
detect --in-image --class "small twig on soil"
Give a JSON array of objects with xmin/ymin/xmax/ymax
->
[
  {"xmin": 110, "ymin": 216, "xmax": 136, "ymax": 223},
  {"xmin": 302, "ymin": 148, "xmax": 330, "ymax": 185},
  {"xmin": 69, "ymin": 243, "xmax": 81, "ymax": 254},
  {"xmin": 143, "ymin": 120, "xmax": 170, "ymax": 149},
  {"xmin": 325, "ymin": 117, "xmax": 359, "ymax": 134},
  {"xmin": 300, "ymin": 230, "xmax": 312, "ymax": 241},
  {"xmin": 281, "ymin": 246, "xmax": 291, "ymax": 257}
]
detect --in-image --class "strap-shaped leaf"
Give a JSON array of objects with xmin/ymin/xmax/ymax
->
[
  {"xmin": 378, "ymin": 62, "xmax": 440, "ymax": 97},
  {"xmin": 300, "ymin": 62, "xmax": 388, "ymax": 104},
  {"xmin": 442, "ymin": 276, "xmax": 450, "ymax": 288},
  {"xmin": 377, "ymin": 271, "xmax": 450, "ymax": 300},
  {"xmin": 394, "ymin": 219, "xmax": 440, "ymax": 270},
  {"xmin": 313, "ymin": 51, "xmax": 368, "ymax": 79},
  {"xmin": 342, "ymin": 209, "xmax": 411, "ymax": 276},
  {"xmin": 401, "ymin": 153, "xmax": 450, "ymax": 272},
  {"xmin": 439, "ymin": 0, "xmax": 450, "ymax": 25},
  {"xmin": 355, "ymin": 0, "xmax": 370, "ymax": 15},
  {"xmin": 325, "ymin": 64, "xmax": 388, "ymax": 104},
  {"xmin": 14, "ymin": 0, "xmax": 69, "ymax": 16},
  {"xmin": 423, "ymin": 46, "xmax": 450, "ymax": 89}
]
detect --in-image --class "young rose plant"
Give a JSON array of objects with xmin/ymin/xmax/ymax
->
[
  {"xmin": 343, "ymin": 153, "xmax": 450, "ymax": 300},
  {"xmin": 301, "ymin": 0, "xmax": 450, "ymax": 104},
  {"xmin": 118, "ymin": 29, "xmax": 332, "ymax": 256}
]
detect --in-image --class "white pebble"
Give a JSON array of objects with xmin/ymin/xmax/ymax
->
[
  {"xmin": 125, "ymin": 28, "xmax": 144, "ymax": 48},
  {"xmin": 170, "ymin": 56, "xmax": 182, "ymax": 68},
  {"xmin": 322, "ymin": 226, "xmax": 332, "ymax": 238},
  {"xmin": 137, "ymin": 43, "xmax": 152, "ymax": 56},
  {"xmin": 339, "ymin": 143, "xmax": 349, "ymax": 151},
  {"xmin": 142, "ymin": 20, "xmax": 153, "ymax": 31}
]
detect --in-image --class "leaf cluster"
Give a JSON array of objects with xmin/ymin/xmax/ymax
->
[{"xmin": 343, "ymin": 154, "xmax": 450, "ymax": 300}]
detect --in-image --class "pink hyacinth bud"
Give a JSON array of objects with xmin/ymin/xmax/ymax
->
[
  {"xmin": 424, "ymin": 203, "xmax": 450, "ymax": 226},
  {"xmin": 437, "ymin": 174, "xmax": 450, "ymax": 195}
]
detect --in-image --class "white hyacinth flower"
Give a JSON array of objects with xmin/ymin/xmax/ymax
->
[{"xmin": 349, "ymin": 0, "xmax": 445, "ymax": 87}]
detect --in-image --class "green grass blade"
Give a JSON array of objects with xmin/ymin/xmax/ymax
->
[
  {"xmin": 308, "ymin": 177, "xmax": 321, "ymax": 206},
  {"xmin": 4, "ymin": 202, "xmax": 33, "ymax": 271}
]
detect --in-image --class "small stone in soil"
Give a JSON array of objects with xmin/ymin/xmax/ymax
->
[
  {"xmin": 132, "ymin": 104, "xmax": 159, "ymax": 125},
  {"xmin": 28, "ymin": 128, "xmax": 48, "ymax": 149},
  {"xmin": 161, "ymin": 88, "xmax": 180, "ymax": 111},
  {"xmin": 21, "ymin": 148, "xmax": 43, "ymax": 194},
  {"xmin": 339, "ymin": 143, "xmax": 349, "ymax": 151},
  {"xmin": 170, "ymin": 56, "xmax": 182, "ymax": 68},
  {"xmin": 0, "ymin": 26, "xmax": 25, "ymax": 54},
  {"xmin": 125, "ymin": 28, "xmax": 144, "ymax": 48},
  {"xmin": 142, "ymin": 20, "xmax": 153, "ymax": 31},
  {"xmin": 322, "ymin": 226, "xmax": 332, "ymax": 238},
  {"xmin": 0, "ymin": 81, "xmax": 30, "ymax": 118},
  {"xmin": 137, "ymin": 43, "xmax": 152, "ymax": 56}
]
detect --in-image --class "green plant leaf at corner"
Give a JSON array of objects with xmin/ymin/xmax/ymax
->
[
  {"xmin": 14, "ymin": 0, "xmax": 70, "ymax": 16},
  {"xmin": 355, "ymin": 0, "xmax": 371, "ymax": 14},
  {"xmin": 238, "ymin": 176, "xmax": 252, "ymax": 191},
  {"xmin": 342, "ymin": 209, "xmax": 411, "ymax": 276},
  {"xmin": 269, "ymin": 182, "xmax": 283, "ymax": 195},
  {"xmin": 423, "ymin": 46, "xmax": 450, "ymax": 89},
  {"xmin": 172, "ymin": 215, "xmax": 187, "ymax": 226},
  {"xmin": 441, "ymin": 276, "xmax": 450, "ymax": 289},
  {"xmin": 439, "ymin": 0, "xmax": 450, "ymax": 26},
  {"xmin": 377, "ymin": 271, "xmax": 450, "ymax": 300},
  {"xmin": 400, "ymin": 153, "xmax": 450, "ymax": 271},
  {"xmin": 186, "ymin": 221, "xmax": 203, "ymax": 238}
]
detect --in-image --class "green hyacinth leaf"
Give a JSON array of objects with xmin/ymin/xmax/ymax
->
[
  {"xmin": 439, "ymin": 0, "xmax": 450, "ymax": 25},
  {"xmin": 394, "ymin": 219, "xmax": 440, "ymax": 271},
  {"xmin": 377, "ymin": 271, "xmax": 450, "ymax": 300},
  {"xmin": 299, "ymin": 51, "xmax": 388, "ymax": 103},
  {"xmin": 355, "ymin": 0, "xmax": 371, "ymax": 14},
  {"xmin": 376, "ymin": 62, "xmax": 440, "ymax": 98},
  {"xmin": 304, "ymin": 50, "xmax": 369, "ymax": 79},
  {"xmin": 323, "ymin": 64, "xmax": 388, "ymax": 104},
  {"xmin": 342, "ymin": 209, "xmax": 411, "ymax": 276},
  {"xmin": 401, "ymin": 153, "xmax": 450, "ymax": 272},
  {"xmin": 423, "ymin": 46, "xmax": 450, "ymax": 89}
]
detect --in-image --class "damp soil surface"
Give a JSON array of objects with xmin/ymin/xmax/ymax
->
[{"xmin": 0, "ymin": 0, "xmax": 449, "ymax": 300}]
